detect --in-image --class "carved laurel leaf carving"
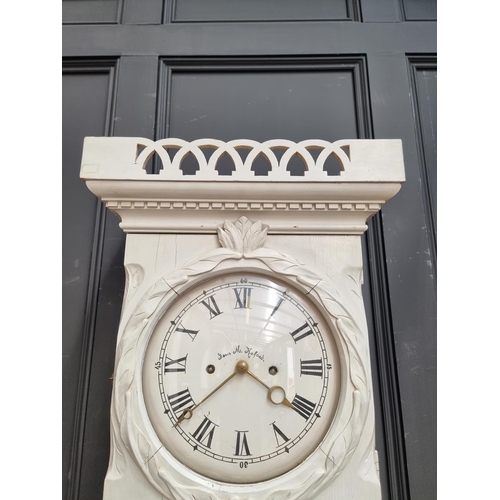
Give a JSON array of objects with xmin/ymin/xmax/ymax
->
[{"xmin": 217, "ymin": 217, "xmax": 268, "ymax": 253}]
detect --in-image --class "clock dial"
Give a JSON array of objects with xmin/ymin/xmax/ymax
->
[{"xmin": 143, "ymin": 274, "xmax": 341, "ymax": 484}]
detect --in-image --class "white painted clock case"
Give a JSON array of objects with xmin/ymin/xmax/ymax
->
[
  {"xmin": 80, "ymin": 137, "xmax": 405, "ymax": 500},
  {"xmin": 123, "ymin": 233, "xmax": 378, "ymax": 499}
]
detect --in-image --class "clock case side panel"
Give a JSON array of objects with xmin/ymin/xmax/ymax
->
[{"xmin": 104, "ymin": 232, "xmax": 381, "ymax": 500}]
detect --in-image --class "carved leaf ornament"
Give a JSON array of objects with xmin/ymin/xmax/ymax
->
[
  {"xmin": 111, "ymin": 217, "xmax": 370, "ymax": 500},
  {"xmin": 217, "ymin": 217, "xmax": 269, "ymax": 253}
]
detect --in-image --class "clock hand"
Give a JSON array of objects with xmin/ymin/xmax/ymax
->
[
  {"xmin": 174, "ymin": 360, "xmax": 248, "ymax": 425},
  {"xmin": 237, "ymin": 361, "xmax": 293, "ymax": 408}
]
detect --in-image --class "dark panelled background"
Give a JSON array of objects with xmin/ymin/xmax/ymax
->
[{"xmin": 62, "ymin": 2, "xmax": 436, "ymax": 499}]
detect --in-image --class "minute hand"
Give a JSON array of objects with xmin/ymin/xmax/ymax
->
[{"xmin": 174, "ymin": 361, "xmax": 245, "ymax": 425}]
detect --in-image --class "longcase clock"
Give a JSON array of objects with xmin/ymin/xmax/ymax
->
[{"xmin": 80, "ymin": 137, "xmax": 405, "ymax": 500}]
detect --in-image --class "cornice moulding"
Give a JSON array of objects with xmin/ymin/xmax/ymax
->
[{"xmin": 80, "ymin": 137, "xmax": 405, "ymax": 234}]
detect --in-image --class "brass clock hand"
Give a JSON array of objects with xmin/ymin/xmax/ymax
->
[
  {"xmin": 174, "ymin": 360, "xmax": 248, "ymax": 425},
  {"xmin": 237, "ymin": 361, "xmax": 293, "ymax": 408}
]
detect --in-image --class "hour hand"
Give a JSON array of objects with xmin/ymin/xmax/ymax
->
[
  {"xmin": 267, "ymin": 385, "xmax": 293, "ymax": 408},
  {"xmin": 237, "ymin": 361, "xmax": 293, "ymax": 408}
]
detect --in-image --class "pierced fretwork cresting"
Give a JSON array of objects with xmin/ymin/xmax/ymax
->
[
  {"xmin": 136, "ymin": 138, "xmax": 351, "ymax": 179},
  {"xmin": 81, "ymin": 137, "xmax": 404, "ymax": 181}
]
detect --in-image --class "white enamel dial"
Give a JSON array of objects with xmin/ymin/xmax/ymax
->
[{"xmin": 142, "ymin": 273, "xmax": 341, "ymax": 484}]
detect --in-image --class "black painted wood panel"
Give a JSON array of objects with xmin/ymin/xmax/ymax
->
[
  {"xmin": 62, "ymin": 0, "xmax": 123, "ymax": 24},
  {"xmin": 122, "ymin": 0, "xmax": 163, "ymax": 24},
  {"xmin": 359, "ymin": 0, "xmax": 402, "ymax": 22},
  {"xmin": 62, "ymin": 22, "xmax": 437, "ymax": 57},
  {"xmin": 76, "ymin": 216, "xmax": 124, "ymax": 500},
  {"xmin": 367, "ymin": 53, "xmax": 437, "ymax": 500},
  {"xmin": 62, "ymin": 59, "xmax": 117, "ymax": 500},
  {"xmin": 169, "ymin": 0, "xmax": 358, "ymax": 22},
  {"xmin": 77, "ymin": 56, "xmax": 159, "ymax": 500},
  {"xmin": 402, "ymin": 0, "xmax": 437, "ymax": 20}
]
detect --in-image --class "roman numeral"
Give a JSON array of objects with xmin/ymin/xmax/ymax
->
[
  {"xmin": 190, "ymin": 416, "xmax": 217, "ymax": 449},
  {"xmin": 291, "ymin": 394, "xmax": 316, "ymax": 420},
  {"xmin": 271, "ymin": 422, "xmax": 290, "ymax": 447},
  {"xmin": 164, "ymin": 355, "xmax": 188, "ymax": 373},
  {"xmin": 200, "ymin": 296, "xmax": 222, "ymax": 319},
  {"xmin": 234, "ymin": 430, "xmax": 251, "ymax": 456},
  {"xmin": 175, "ymin": 323, "xmax": 199, "ymax": 341},
  {"xmin": 300, "ymin": 359, "xmax": 323, "ymax": 377},
  {"xmin": 234, "ymin": 287, "xmax": 252, "ymax": 309},
  {"xmin": 167, "ymin": 388, "xmax": 194, "ymax": 416},
  {"xmin": 290, "ymin": 323, "xmax": 314, "ymax": 343},
  {"xmin": 269, "ymin": 297, "xmax": 285, "ymax": 318}
]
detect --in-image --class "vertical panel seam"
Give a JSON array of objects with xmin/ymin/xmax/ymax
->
[{"xmin": 406, "ymin": 54, "xmax": 437, "ymax": 287}]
